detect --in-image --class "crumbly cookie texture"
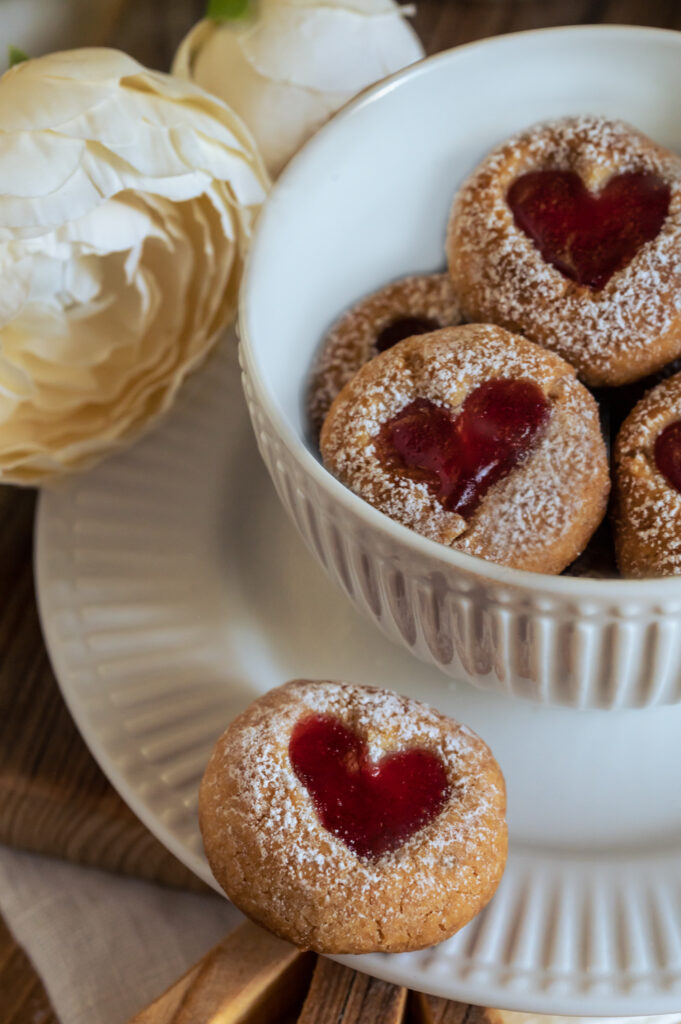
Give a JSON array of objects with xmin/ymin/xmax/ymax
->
[
  {"xmin": 200, "ymin": 679, "xmax": 507, "ymax": 954},
  {"xmin": 307, "ymin": 273, "xmax": 462, "ymax": 440},
  {"xmin": 447, "ymin": 115, "xmax": 681, "ymax": 387},
  {"xmin": 320, "ymin": 324, "xmax": 610, "ymax": 575},
  {"xmin": 614, "ymin": 372, "xmax": 681, "ymax": 577}
]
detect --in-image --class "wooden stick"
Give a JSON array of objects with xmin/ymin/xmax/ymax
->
[
  {"xmin": 411, "ymin": 996, "xmax": 491, "ymax": 1024},
  {"xmin": 127, "ymin": 919, "xmax": 479, "ymax": 1023},
  {"xmin": 129, "ymin": 920, "xmax": 314, "ymax": 1024},
  {"xmin": 297, "ymin": 957, "xmax": 408, "ymax": 1023}
]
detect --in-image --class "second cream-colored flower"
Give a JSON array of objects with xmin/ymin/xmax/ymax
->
[{"xmin": 173, "ymin": 0, "xmax": 424, "ymax": 177}]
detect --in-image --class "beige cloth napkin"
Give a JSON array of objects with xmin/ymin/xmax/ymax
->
[{"xmin": 0, "ymin": 845, "xmax": 241, "ymax": 1024}]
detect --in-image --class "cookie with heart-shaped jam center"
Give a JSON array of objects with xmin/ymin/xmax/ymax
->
[
  {"xmin": 307, "ymin": 273, "xmax": 461, "ymax": 440},
  {"xmin": 200, "ymin": 680, "xmax": 507, "ymax": 954},
  {"xmin": 320, "ymin": 324, "xmax": 609, "ymax": 575},
  {"xmin": 447, "ymin": 115, "xmax": 681, "ymax": 387}
]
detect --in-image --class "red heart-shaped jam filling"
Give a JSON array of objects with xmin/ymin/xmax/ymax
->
[
  {"xmin": 375, "ymin": 315, "xmax": 439, "ymax": 353},
  {"xmin": 655, "ymin": 420, "xmax": 681, "ymax": 493},
  {"xmin": 289, "ymin": 714, "xmax": 450, "ymax": 860},
  {"xmin": 376, "ymin": 378, "xmax": 550, "ymax": 519},
  {"xmin": 507, "ymin": 169, "xmax": 670, "ymax": 289}
]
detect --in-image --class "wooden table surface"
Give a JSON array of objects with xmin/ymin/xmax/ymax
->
[{"xmin": 3, "ymin": 0, "xmax": 681, "ymax": 1020}]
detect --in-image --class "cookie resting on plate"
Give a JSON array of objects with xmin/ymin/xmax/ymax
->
[
  {"xmin": 199, "ymin": 680, "xmax": 507, "ymax": 954},
  {"xmin": 320, "ymin": 323, "xmax": 610, "ymax": 574}
]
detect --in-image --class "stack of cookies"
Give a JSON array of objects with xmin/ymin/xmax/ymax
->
[{"xmin": 308, "ymin": 116, "xmax": 681, "ymax": 578}]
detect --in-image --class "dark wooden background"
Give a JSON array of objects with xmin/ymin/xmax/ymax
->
[{"xmin": 3, "ymin": 1, "xmax": 681, "ymax": 1021}]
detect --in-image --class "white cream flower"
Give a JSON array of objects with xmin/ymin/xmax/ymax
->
[
  {"xmin": 0, "ymin": 48, "xmax": 268, "ymax": 485},
  {"xmin": 173, "ymin": 0, "xmax": 424, "ymax": 178}
]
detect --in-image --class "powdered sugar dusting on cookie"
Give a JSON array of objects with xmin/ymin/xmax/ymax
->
[
  {"xmin": 320, "ymin": 324, "xmax": 609, "ymax": 574},
  {"xmin": 307, "ymin": 273, "xmax": 462, "ymax": 439},
  {"xmin": 447, "ymin": 116, "xmax": 681, "ymax": 386},
  {"xmin": 615, "ymin": 372, "xmax": 681, "ymax": 576},
  {"xmin": 200, "ymin": 679, "xmax": 507, "ymax": 952},
  {"xmin": 217, "ymin": 681, "xmax": 498, "ymax": 868}
]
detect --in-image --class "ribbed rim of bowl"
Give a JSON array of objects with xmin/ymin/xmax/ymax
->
[{"xmin": 240, "ymin": 23, "xmax": 681, "ymax": 601}]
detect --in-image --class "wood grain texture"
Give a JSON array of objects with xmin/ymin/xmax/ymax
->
[
  {"xmin": 0, "ymin": 486, "xmax": 206, "ymax": 892},
  {"xmin": 410, "ymin": 0, "xmax": 681, "ymax": 54},
  {"xmin": 126, "ymin": 931, "xmax": 485, "ymax": 1024},
  {"xmin": 0, "ymin": 914, "xmax": 57, "ymax": 1024},
  {"xmin": 297, "ymin": 958, "xmax": 408, "ymax": 1024},
  {"xmin": 2, "ymin": 0, "xmax": 679, "ymax": 1015},
  {"xmin": 411, "ymin": 994, "xmax": 491, "ymax": 1024}
]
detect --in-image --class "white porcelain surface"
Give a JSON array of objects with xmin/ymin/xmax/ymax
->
[
  {"xmin": 240, "ymin": 25, "xmax": 681, "ymax": 708},
  {"xmin": 35, "ymin": 335, "xmax": 681, "ymax": 1013}
]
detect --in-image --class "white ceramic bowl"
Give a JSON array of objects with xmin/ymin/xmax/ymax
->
[{"xmin": 239, "ymin": 25, "xmax": 681, "ymax": 710}]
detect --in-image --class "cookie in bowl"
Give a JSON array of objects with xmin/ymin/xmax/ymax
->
[
  {"xmin": 307, "ymin": 273, "xmax": 462, "ymax": 439},
  {"xmin": 200, "ymin": 679, "xmax": 507, "ymax": 954},
  {"xmin": 614, "ymin": 371, "xmax": 681, "ymax": 576},
  {"xmin": 447, "ymin": 115, "xmax": 681, "ymax": 387},
  {"xmin": 320, "ymin": 324, "xmax": 610, "ymax": 574}
]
